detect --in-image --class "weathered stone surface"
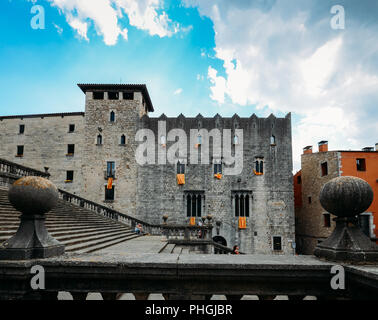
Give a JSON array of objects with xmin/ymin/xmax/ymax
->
[
  {"xmin": 315, "ymin": 176, "xmax": 378, "ymax": 263},
  {"xmin": 0, "ymin": 177, "xmax": 64, "ymax": 260},
  {"xmin": 0, "ymin": 86, "xmax": 295, "ymax": 254},
  {"xmin": 320, "ymin": 176, "xmax": 374, "ymax": 217},
  {"xmin": 8, "ymin": 176, "xmax": 58, "ymax": 215}
]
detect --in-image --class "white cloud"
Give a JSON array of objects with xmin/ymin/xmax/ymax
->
[
  {"xmin": 47, "ymin": 0, "xmax": 182, "ymax": 45},
  {"xmin": 174, "ymin": 88, "xmax": 182, "ymax": 95},
  {"xmin": 187, "ymin": 0, "xmax": 378, "ymax": 171}
]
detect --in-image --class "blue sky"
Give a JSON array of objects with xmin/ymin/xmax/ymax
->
[{"xmin": 1, "ymin": 0, "xmax": 378, "ymax": 170}]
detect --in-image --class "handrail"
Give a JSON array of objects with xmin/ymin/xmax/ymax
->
[
  {"xmin": 57, "ymin": 189, "xmax": 162, "ymax": 235},
  {"xmin": 0, "ymin": 158, "xmax": 50, "ymax": 178}
]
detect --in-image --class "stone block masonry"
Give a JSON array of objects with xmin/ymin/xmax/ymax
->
[{"xmin": 0, "ymin": 83, "xmax": 295, "ymax": 254}]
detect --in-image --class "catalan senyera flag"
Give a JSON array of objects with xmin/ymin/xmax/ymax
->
[
  {"xmin": 253, "ymin": 170, "xmax": 263, "ymax": 176},
  {"xmin": 177, "ymin": 174, "xmax": 185, "ymax": 185},
  {"xmin": 214, "ymin": 173, "xmax": 223, "ymax": 180},
  {"xmin": 107, "ymin": 177, "xmax": 113, "ymax": 190},
  {"xmin": 190, "ymin": 217, "xmax": 196, "ymax": 226},
  {"xmin": 238, "ymin": 217, "xmax": 247, "ymax": 229}
]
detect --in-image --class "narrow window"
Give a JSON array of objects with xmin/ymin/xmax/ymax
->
[
  {"xmin": 17, "ymin": 145, "xmax": 24, "ymax": 156},
  {"xmin": 105, "ymin": 186, "xmax": 115, "ymax": 201},
  {"xmin": 108, "ymin": 92, "xmax": 119, "ymax": 100},
  {"xmin": 270, "ymin": 135, "xmax": 276, "ymax": 145},
  {"xmin": 110, "ymin": 111, "xmax": 115, "ymax": 122},
  {"xmin": 245, "ymin": 195, "xmax": 250, "ymax": 217},
  {"xmin": 97, "ymin": 134, "xmax": 102, "ymax": 145},
  {"xmin": 120, "ymin": 135, "xmax": 126, "ymax": 145},
  {"xmin": 197, "ymin": 134, "xmax": 202, "ymax": 145},
  {"xmin": 235, "ymin": 195, "xmax": 239, "ymax": 217},
  {"xmin": 107, "ymin": 161, "xmax": 115, "ymax": 178},
  {"xmin": 273, "ymin": 236, "xmax": 282, "ymax": 251},
  {"xmin": 177, "ymin": 161, "xmax": 185, "ymax": 174},
  {"xmin": 69, "ymin": 124, "xmax": 75, "ymax": 133},
  {"xmin": 297, "ymin": 175, "xmax": 302, "ymax": 184},
  {"xmin": 233, "ymin": 135, "xmax": 239, "ymax": 145},
  {"xmin": 255, "ymin": 158, "xmax": 264, "ymax": 174},
  {"xmin": 321, "ymin": 162, "xmax": 328, "ymax": 176},
  {"xmin": 214, "ymin": 163, "xmax": 222, "ymax": 174},
  {"xmin": 234, "ymin": 192, "xmax": 251, "ymax": 217},
  {"xmin": 93, "ymin": 92, "xmax": 104, "ymax": 100},
  {"xmin": 123, "ymin": 92, "xmax": 134, "ymax": 100},
  {"xmin": 308, "ymin": 196, "xmax": 312, "ymax": 204},
  {"xmin": 66, "ymin": 171, "xmax": 74, "ymax": 182},
  {"xmin": 187, "ymin": 194, "xmax": 191, "ymax": 217},
  {"xmin": 67, "ymin": 144, "xmax": 75, "ymax": 155},
  {"xmin": 356, "ymin": 158, "xmax": 366, "ymax": 171},
  {"xmin": 186, "ymin": 193, "xmax": 203, "ymax": 217},
  {"xmin": 323, "ymin": 213, "xmax": 331, "ymax": 228},
  {"xmin": 19, "ymin": 124, "xmax": 25, "ymax": 134}
]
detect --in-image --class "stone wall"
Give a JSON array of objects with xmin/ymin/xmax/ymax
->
[
  {"xmin": 295, "ymin": 151, "xmax": 340, "ymax": 254},
  {"xmin": 0, "ymin": 87, "xmax": 295, "ymax": 254},
  {"xmin": 136, "ymin": 113, "xmax": 295, "ymax": 254},
  {"xmin": 0, "ymin": 113, "xmax": 85, "ymax": 195}
]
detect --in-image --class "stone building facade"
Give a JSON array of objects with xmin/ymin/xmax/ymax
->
[
  {"xmin": 0, "ymin": 83, "xmax": 295, "ymax": 254},
  {"xmin": 294, "ymin": 141, "xmax": 378, "ymax": 255}
]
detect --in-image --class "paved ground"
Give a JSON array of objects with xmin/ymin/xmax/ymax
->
[{"xmin": 95, "ymin": 235, "xmax": 168, "ymax": 255}]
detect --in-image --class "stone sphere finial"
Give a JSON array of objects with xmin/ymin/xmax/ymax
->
[
  {"xmin": 8, "ymin": 176, "xmax": 58, "ymax": 215},
  {"xmin": 319, "ymin": 176, "xmax": 373, "ymax": 218}
]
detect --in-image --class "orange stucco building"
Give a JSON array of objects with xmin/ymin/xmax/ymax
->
[{"xmin": 294, "ymin": 141, "xmax": 378, "ymax": 255}]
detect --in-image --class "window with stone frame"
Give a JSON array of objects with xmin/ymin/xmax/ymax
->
[
  {"xmin": 105, "ymin": 186, "xmax": 115, "ymax": 201},
  {"xmin": 213, "ymin": 159, "xmax": 222, "ymax": 174},
  {"xmin": 67, "ymin": 144, "xmax": 75, "ymax": 155},
  {"xmin": 273, "ymin": 236, "xmax": 282, "ymax": 251},
  {"xmin": 255, "ymin": 157, "xmax": 264, "ymax": 174},
  {"xmin": 120, "ymin": 135, "xmax": 126, "ymax": 145},
  {"xmin": 110, "ymin": 111, "xmax": 115, "ymax": 122},
  {"xmin": 97, "ymin": 134, "xmax": 103, "ymax": 145},
  {"xmin": 177, "ymin": 161, "xmax": 185, "ymax": 174},
  {"xmin": 68, "ymin": 124, "xmax": 75, "ymax": 133},
  {"xmin": 106, "ymin": 161, "xmax": 116, "ymax": 178},
  {"xmin": 233, "ymin": 191, "xmax": 251, "ymax": 217},
  {"xmin": 108, "ymin": 92, "xmax": 119, "ymax": 100},
  {"xmin": 185, "ymin": 191, "xmax": 204, "ymax": 217},
  {"xmin": 19, "ymin": 124, "xmax": 25, "ymax": 134},
  {"xmin": 323, "ymin": 213, "xmax": 331, "ymax": 227},
  {"xmin": 321, "ymin": 162, "xmax": 328, "ymax": 176},
  {"xmin": 17, "ymin": 145, "xmax": 24, "ymax": 156},
  {"xmin": 66, "ymin": 171, "xmax": 74, "ymax": 182}
]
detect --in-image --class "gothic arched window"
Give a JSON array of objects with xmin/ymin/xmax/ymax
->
[{"xmin": 110, "ymin": 111, "xmax": 115, "ymax": 122}]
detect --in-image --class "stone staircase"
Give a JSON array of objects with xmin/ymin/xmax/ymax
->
[{"xmin": 0, "ymin": 187, "xmax": 140, "ymax": 254}]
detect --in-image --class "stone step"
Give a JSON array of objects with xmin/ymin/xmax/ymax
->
[
  {"xmin": 65, "ymin": 233, "xmax": 140, "ymax": 252},
  {"xmin": 0, "ymin": 188, "xmax": 139, "ymax": 253},
  {"xmin": 58, "ymin": 229, "xmax": 135, "ymax": 246},
  {"xmin": 55, "ymin": 227, "xmax": 133, "ymax": 242}
]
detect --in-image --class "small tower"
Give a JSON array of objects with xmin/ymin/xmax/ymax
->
[{"xmin": 78, "ymin": 84, "xmax": 154, "ymax": 217}]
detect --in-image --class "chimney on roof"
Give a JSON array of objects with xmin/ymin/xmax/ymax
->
[
  {"xmin": 362, "ymin": 147, "xmax": 374, "ymax": 152},
  {"xmin": 303, "ymin": 146, "xmax": 313, "ymax": 154},
  {"xmin": 318, "ymin": 141, "xmax": 328, "ymax": 152}
]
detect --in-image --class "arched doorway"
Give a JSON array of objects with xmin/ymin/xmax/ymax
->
[{"xmin": 213, "ymin": 236, "xmax": 227, "ymax": 247}]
